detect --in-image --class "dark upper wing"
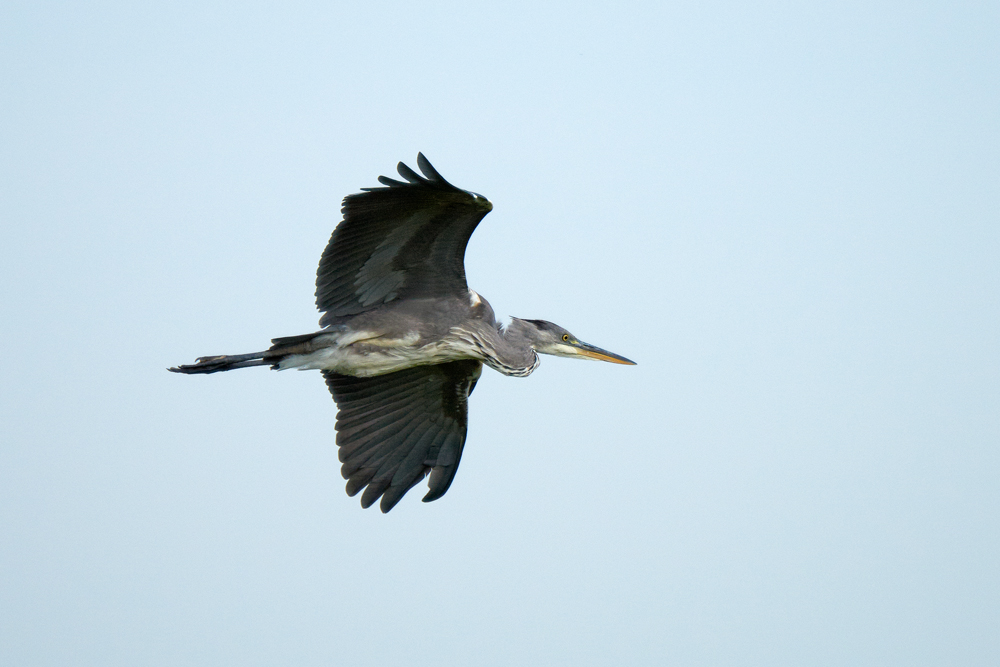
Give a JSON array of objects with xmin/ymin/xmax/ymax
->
[
  {"xmin": 323, "ymin": 360, "xmax": 483, "ymax": 513},
  {"xmin": 315, "ymin": 154, "xmax": 493, "ymax": 324}
]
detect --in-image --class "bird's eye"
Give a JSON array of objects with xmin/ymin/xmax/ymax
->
[{"xmin": 562, "ymin": 334, "xmax": 570, "ymax": 342}]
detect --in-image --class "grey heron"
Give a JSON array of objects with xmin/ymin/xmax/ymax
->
[{"xmin": 171, "ymin": 154, "xmax": 635, "ymax": 512}]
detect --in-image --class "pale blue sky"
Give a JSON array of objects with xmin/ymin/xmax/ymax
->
[{"xmin": 2, "ymin": 1, "xmax": 998, "ymax": 665}]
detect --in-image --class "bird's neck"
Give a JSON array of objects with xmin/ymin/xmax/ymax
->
[
  {"xmin": 448, "ymin": 322, "xmax": 537, "ymax": 377},
  {"xmin": 484, "ymin": 323, "xmax": 540, "ymax": 377}
]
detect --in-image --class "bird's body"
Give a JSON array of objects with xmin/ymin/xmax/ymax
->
[
  {"xmin": 171, "ymin": 154, "xmax": 634, "ymax": 512},
  {"xmin": 272, "ymin": 290, "xmax": 537, "ymax": 378}
]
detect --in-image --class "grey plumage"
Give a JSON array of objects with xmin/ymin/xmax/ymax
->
[
  {"xmin": 324, "ymin": 359, "xmax": 481, "ymax": 513},
  {"xmin": 315, "ymin": 152, "xmax": 491, "ymax": 324},
  {"xmin": 171, "ymin": 154, "xmax": 634, "ymax": 512}
]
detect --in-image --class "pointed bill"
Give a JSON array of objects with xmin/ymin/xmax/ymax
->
[{"xmin": 571, "ymin": 341, "xmax": 636, "ymax": 365}]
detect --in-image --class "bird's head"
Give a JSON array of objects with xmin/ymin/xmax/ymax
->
[{"xmin": 508, "ymin": 318, "xmax": 636, "ymax": 365}]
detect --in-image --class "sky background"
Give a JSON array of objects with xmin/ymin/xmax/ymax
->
[{"xmin": 2, "ymin": 1, "xmax": 998, "ymax": 665}]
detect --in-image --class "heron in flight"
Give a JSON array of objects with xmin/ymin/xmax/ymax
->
[{"xmin": 171, "ymin": 154, "xmax": 635, "ymax": 512}]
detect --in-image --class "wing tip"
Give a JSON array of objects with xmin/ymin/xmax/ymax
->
[
  {"xmin": 355, "ymin": 155, "xmax": 492, "ymax": 217},
  {"xmin": 421, "ymin": 465, "xmax": 455, "ymax": 503},
  {"xmin": 362, "ymin": 153, "xmax": 457, "ymax": 192},
  {"xmin": 416, "ymin": 152, "xmax": 445, "ymax": 182}
]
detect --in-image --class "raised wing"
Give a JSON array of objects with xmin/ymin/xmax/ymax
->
[
  {"xmin": 315, "ymin": 154, "xmax": 493, "ymax": 325},
  {"xmin": 323, "ymin": 360, "xmax": 482, "ymax": 513}
]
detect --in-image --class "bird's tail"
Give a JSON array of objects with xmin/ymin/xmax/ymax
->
[
  {"xmin": 169, "ymin": 331, "xmax": 338, "ymax": 375},
  {"xmin": 168, "ymin": 351, "xmax": 271, "ymax": 374}
]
